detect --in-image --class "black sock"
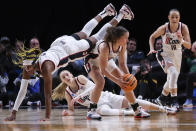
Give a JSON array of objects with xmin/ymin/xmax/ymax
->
[
  {"xmin": 131, "ymin": 103, "xmax": 139, "ymax": 111},
  {"xmin": 160, "ymin": 94, "xmax": 168, "ymax": 101},
  {"xmin": 89, "ymin": 103, "xmax": 97, "ymax": 111}
]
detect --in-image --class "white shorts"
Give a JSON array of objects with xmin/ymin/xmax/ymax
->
[
  {"xmin": 38, "ymin": 35, "xmax": 91, "ymax": 70},
  {"xmin": 97, "ymin": 91, "xmax": 124, "ymax": 109},
  {"xmin": 84, "ymin": 56, "xmax": 118, "ymax": 73},
  {"xmin": 156, "ymin": 49, "xmax": 182, "ymax": 73}
]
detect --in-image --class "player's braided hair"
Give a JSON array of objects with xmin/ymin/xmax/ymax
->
[{"xmin": 12, "ymin": 47, "xmax": 42, "ymax": 68}]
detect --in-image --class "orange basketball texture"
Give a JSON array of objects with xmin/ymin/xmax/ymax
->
[{"xmin": 123, "ymin": 74, "xmax": 137, "ymax": 92}]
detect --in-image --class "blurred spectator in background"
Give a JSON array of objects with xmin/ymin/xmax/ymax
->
[
  {"xmin": 134, "ymin": 58, "xmax": 165, "ymax": 101},
  {"xmin": 29, "ymin": 37, "xmax": 45, "ymax": 52},
  {"xmin": 147, "ymin": 37, "xmax": 163, "ymax": 72},
  {"xmin": 0, "ymin": 63, "xmax": 9, "ymax": 107},
  {"xmin": 126, "ymin": 38, "xmax": 145, "ymax": 75},
  {"xmin": 0, "ymin": 36, "xmax": 18, "ymax": 106},
  {"xmin": 183, "ymin": 41, "xmax": 196, "ymax": 108}
]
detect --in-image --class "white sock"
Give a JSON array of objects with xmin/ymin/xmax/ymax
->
[
  {"xmin": 13, "ymin": 79, "xmax": 29, "ymax": 111},
  {"xmin": 98, "ymin": 10, "xmax": 108, "ymax": 19},
  {"xmin": 114, "ymin": 13, "xmax": 124, "ymax": 23}
]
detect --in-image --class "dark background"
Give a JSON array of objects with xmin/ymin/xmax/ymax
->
[{"xmin": 0, "ymin": 0, "xmax": 195, "ymax": 54}]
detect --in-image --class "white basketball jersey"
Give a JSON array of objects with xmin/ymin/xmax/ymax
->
[
  {"xmin": 161, "ymin": 22, "xmax": 182, "ymax": 52},
  {"xmin": 84, "ymin": 40, "xmax": 120, "ymax": 73},
  {"xmin": 90, "ymin": 40, "xmax": 122, "ymax": 60},
  {"xmin": 37, "ymin": 35, "xmax": 90, "ymax": 72},
  {"xmin": 65, "ymin": 77, "xmax": 94, "ymax": 107}
]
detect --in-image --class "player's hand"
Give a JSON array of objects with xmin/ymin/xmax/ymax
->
[
  {"xmin": 4, "ymin": 115, "xmax": 16, "ymax": 121},
  {"xmin": 39, "ymin": 118, "xmax": 50, "ymax": 121},
  {"xmin": 4, "ymin": 110, "xmax": 17, "ymax": 121},
  {"xmin": 71, "ymin": 97, "xmax": 79, "ymax": 106},
  {"xmin": 62, "ymin": 109, "xmax": 74, "ymax": 116},
  {"xmin": 147, "ymin": 50, "xmax": 157, "ymax": 56},
  {"xmin": 117, "ymin": 78, "xmax": 129, "ymax": 88}
]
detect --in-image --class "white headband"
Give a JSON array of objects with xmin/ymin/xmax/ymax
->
[{"xmin": 23, "ymin": 60, "xmax": 33, "ymax": 66}]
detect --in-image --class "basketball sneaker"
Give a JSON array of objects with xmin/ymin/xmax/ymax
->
[
  {"xmin": 183, "ymin": 99, "xmax": 193, "ymax": 108},
  {"xmin": 104, "ymin": 3, "xmax": 117, "ymax": 16},
  {"xmin": 154, "ymin": 96, "xmax": 167, "ymax": 106},
  {"xmin": 134, "ymin": 106, "xmax": 150, "ymax": 118},
  {"xmin": 87, "ymin": 109, "xmax": 102, "ymax": 120},
  {"xmin": 171, "ymin": 97, "xmax": 180, "ymax": 112},
  {"xmin": 164, "ymin": 106, "xmax": 177, "ymax": 115},
  {"xmin": 36, "ymin": 100, "xmax": 41, "ymax": 107},
  {"xmin": 120, "ymin": 4, "xmax": 134, "ymax": 20}
]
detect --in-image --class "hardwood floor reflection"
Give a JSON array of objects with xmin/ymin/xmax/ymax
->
[{"xmin": 1, "ymin": 107, "xmax": 196, "ymax": 131}]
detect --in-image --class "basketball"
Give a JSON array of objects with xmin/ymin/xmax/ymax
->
[{"xmin": 122, "ymin": 74, "xmax": 137, "ymax": 92}]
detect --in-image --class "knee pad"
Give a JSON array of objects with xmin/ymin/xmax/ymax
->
[{"xmin": 168, "ymin": 66, "xmax": 179, "ymax": 90}]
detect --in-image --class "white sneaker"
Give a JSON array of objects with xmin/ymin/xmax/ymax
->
[
  {"xmin": 104, "ymin": 3, "xmax": 117, "ymax": 16},
  {"xmin": 37, "ymin": 101, "xmax": 41, "ymax": 107},
  {"xmin": 9, "ymin": 101, "xmax": 14, "ymax": 107},
  {"xmin": 164, "ymin": 106, "xmax": 176, "ymax": 115},
  {"xmin": 87, "ymin": 109, "xmax": 102, "ymax": 120},
  {"xmin": 183, "ymin": 99, "xmax": 193, "ymax": 108},
  {"xmin": 135, "ymin": 106, "xmax": 150, "ymax": 118},
  {"xmin": 120, "ymin": 4, "xmax": 134, "ymax": 20}
]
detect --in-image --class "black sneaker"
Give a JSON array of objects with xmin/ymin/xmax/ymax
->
[
  {"xmin": 171, "ymin": 97, "xmax": 180, "ymax": 112},
  {"xmin": 154, "ymin": 96, "xmax": 167, "ymax": 106}
]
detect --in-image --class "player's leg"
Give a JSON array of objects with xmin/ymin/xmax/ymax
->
[
  {"xmin": 108, "ymin": 60, "xmax": 150, "ymax": 118},
  {"xmin": 89, "ymin": 4, "xmax": 134, "ymax": 44},
  {"xmin": 4, "ymin": 69, "xmax": 31, "ymax": 121},
  {"xmin": 74, "ymin": 3, "xmax": 116, "ymax": 40},
  {"xmin": 97, "ymin": 104, "xmax": 134, "ymax": 116},
  {"xmin": 121, "ymin": 97, "xmax": 176, "ymax": 115},
  {"xmin": 86, "ymin": 67, "xmax": 104, "ymax": 120},
  {"xmin": 155, "ymin": 50, "xmax": 171, "ymax": 106},
  {"xmin": 168, "ymin": 65, "xmax": 180, "ymax": 111},
  {"xmin": 136, "ymin": 99, "xmax": 176, "ymax": 115}
]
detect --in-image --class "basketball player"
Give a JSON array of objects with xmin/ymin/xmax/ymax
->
[
  {"xmin": 84, "ymin": 25, "xmax": 151, "ymax": 119},
  {"xmin": 52, "ymin": 70, "xmax": 176, "ymax": 116},
  {"xmin": 4, "ymin": 3, "xmax": 121, "ymax": 121},
  {"xmin": 148, "ymin": 9, "xmax": 191, "ymax": 111}
]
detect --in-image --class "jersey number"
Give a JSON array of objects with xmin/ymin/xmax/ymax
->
[{"xmin": 171, "ymin": 45, "xmax": 176, "ymax": 50}]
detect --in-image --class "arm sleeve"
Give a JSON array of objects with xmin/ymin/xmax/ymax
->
[{"xmin": 13, "ymin": 79, "xmax": 29, "ymax": 111}]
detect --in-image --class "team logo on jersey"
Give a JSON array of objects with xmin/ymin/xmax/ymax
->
[
  {"xmin": 77, "ymin": 95, "xmax": 90, "ymax": 103},
  {"xmin": 165, "ymin": 37, "xmax": 180, "ymax": 45}
]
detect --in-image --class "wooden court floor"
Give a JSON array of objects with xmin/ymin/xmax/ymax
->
[{"xmin": 0, "ymin": 107, "xmax": 196, "ymax": 131}]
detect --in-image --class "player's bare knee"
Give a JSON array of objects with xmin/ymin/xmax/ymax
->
[{"xmin": 163, "ymin": 89, "xmax": 169, "ymax": 95}]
